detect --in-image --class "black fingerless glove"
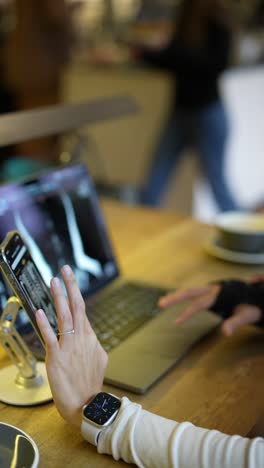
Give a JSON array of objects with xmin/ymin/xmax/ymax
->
[{"xmin": 210, "ymin": 279, "xmax": 264, "ymax": 328}]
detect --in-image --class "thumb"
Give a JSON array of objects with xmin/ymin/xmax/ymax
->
[{"xmin": 222, "ymin": 304, "xmax": 262, "ymax": 336}]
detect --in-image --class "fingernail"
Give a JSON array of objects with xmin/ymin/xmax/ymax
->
[
  {"xmin": 61, "ymin": 265, "xmax": 72, "ymax": 276},
  {"xmin": 51, "ymin": 277, "xmax": 60, "ymax": 288},
  {"xmin": 36, "ymin": 309, "xmax": 45, "ymax": 319}
]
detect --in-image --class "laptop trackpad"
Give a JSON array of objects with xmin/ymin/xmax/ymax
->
[{"xmin": 105, "ymin": 306, "xmax": 221, "ymax": 394}]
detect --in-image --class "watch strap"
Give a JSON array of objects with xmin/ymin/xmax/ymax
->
[{"xmin": 81, "ymin": 418, "xmax": 102, "ymax": 446}]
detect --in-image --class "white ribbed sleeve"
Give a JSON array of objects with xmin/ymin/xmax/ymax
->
[{"xmin": 94, "ymin": 397, "xmax": 264, "ymax": 468}]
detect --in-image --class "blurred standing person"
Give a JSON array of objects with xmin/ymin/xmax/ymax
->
[
  {"xmin": 138, "ymin": 0, "xmax": 239, "ymax": 212},
  {"xmin": 3, "ymin": 0, "xmax": 76, "ymax": 170}
]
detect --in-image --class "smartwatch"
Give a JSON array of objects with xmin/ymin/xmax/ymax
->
[{"xmin": 81, "ymin": 392, "xmax": 121, "ymax": 446}]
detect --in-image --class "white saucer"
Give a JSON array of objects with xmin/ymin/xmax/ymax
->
[{"xmin": 204, "ymin": 237, "xmax": 264, "ymax": 265}]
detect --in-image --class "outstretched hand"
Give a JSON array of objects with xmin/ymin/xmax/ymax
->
[
  {"xmin": 36, "ymin": 265, "xmax": 108, "ymax": 428},
  {"xmin": 159, "ymin": 283, "xmax": 262, "ymax": 336}
]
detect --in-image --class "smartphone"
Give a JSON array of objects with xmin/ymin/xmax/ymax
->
[{"xmin": 0, "ymin": 230, "xmax": 58, "ymax": 345}]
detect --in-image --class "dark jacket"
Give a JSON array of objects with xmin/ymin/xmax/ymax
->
[{"xmin": 141, "ymin": 19, "xmax": 232, "ymax": 109}]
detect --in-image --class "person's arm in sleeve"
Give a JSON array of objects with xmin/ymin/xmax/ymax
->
[
  {"xmin": 98, "ymin": 397, "xmax": 264, "ymax": 468},
  {"xmin": 35, "ymin": 266, "xmax": 264, "ymax": 468}
]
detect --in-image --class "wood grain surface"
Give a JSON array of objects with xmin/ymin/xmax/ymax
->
[{"xmin": 0, "ymin": 200, "xmax": 263, "ymax": 467}]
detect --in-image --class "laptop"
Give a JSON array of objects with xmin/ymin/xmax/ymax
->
[{"xmin": 0, "ymin": 163, "xmax": 221, "ymax": 393}]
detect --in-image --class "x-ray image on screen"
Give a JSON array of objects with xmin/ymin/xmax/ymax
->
[{"xmin": 0, "ymin": 164, "xmax": 118, "ymax": 318}]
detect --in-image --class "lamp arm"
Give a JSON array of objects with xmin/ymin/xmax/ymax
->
[{"xmin": 0, "ymin": 296, "xmax": 37, "ymax": 380}]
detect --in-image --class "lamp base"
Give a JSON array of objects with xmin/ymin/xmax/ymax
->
[{"xmin": 0, "ymin": 362, "xmax": 52, "ymax": 406}]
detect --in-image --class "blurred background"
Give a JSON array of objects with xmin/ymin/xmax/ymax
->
[{"xmin": 0, "ymin": 0, "xmax": 264, "ymax": 221}]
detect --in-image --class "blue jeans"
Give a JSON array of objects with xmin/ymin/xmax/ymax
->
[{"xmin": 141, "ymin": 102, "xmax": 238, "ymax": 212}]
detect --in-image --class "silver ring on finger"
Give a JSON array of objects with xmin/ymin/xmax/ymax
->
[{"xmin": 57, "ymin": 328, "xmax": 75, "ymax": 336}]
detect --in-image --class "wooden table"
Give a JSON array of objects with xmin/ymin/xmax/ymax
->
[{"xmin": 0, "ymin": 200, "xmax": 263, "ymax": 467}]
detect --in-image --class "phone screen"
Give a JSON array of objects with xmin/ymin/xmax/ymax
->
[{"xmin": 3, "ymin": 232, "xmax": 58, "ymax": 335}]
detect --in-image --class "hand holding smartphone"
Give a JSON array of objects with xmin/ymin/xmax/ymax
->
[{"xmin": 0, "ymin": 230, "xmax": 58, "ymax": 345}]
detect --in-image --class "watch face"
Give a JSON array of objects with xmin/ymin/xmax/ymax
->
[{"xmin": 83, "ymin": 392, "xmax": 121, "ymax": 426}]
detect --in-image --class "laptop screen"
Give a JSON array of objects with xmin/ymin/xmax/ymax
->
[{"xmin": 0, "ymin": 163, "xmax": 119, "ymax": 320}]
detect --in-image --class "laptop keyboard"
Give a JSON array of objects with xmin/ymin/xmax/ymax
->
[{"xmin": 86, "ymin": 282, "xmax": 167, "ymax": 352}]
